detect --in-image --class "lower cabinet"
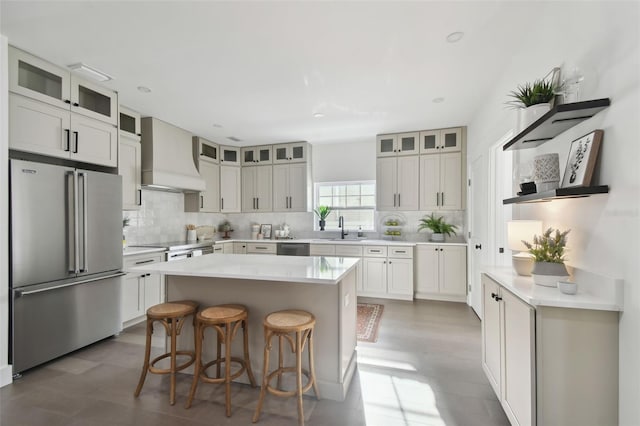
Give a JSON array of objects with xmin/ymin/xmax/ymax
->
[
  {"xmin": 481, "ymin": 273, "xmax": 619, "ymax": 426},
  {"xmin": 233, "ymin": 242, "xmax": 247, "ymax": 254},
  {"xmin": 415, "ymin": 244, "xmax": 466, "ymax": 302},
  {"xmin": 360, "ymin": 246, "xmax": 413, "ymax": 300},
  {"xmin": 122, "ymin": 252, "xmax": 164, "ymax": 327},
  {"xmin": 246, "ymin": 242, "xmax": 276, "ymax": 255}
]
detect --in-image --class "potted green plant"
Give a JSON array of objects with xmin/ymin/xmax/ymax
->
[
  {"xmin": 418, "ymin": 213, "xmax": 457, "ymax": 242},
  {"xmin": 507, "ymin": 78, "xmax": 558, "ymax": 130},
  {"xmin": 313, "ymin": 205, "xmax": 332, "ymax": 231},
  {"xmin": 522, "ymin": 227, "xmax": 570, "ymax": 287}
]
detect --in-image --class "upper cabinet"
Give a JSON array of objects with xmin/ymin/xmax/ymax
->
[
  {"xmin": 8, "ymin": 47, "xmax": 118, "ymax": 167},
  {"xmin": 9, "ymin": 47, "xmax": 118, "ymax": 125},
  {"xmin": 272, "ymin": 142, "xmax": 309, "ymax": 164},
  {"xmin": 119, "ymin": 106, "xmax": 141, "ymax": 141},
  {"xmin": 220, "ymin": 145, "xmax": 240, "ymax": 166},
  {"xmin": 419, "ymin": 127, "xmax": 462, "ymax": 154},
  {"xmin": 194, "ymin": 136, "xmax": 219, "ymax": 164},
  {"xmin": 242, "ymin": 145, "xmax": 272, "ymax": 165},
  {"xmin": 185, "ymin": 137, "xmax": 221, "ymax": 213},
  {"xmin": 376, "ymin": 132, "xmax": 420, "ymax": 157},
  {"xmin": 119, "ymin": 110, "xmax": 142, "ymax": 210}
]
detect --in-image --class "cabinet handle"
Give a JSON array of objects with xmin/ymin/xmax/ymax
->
[
  {"xmin": 256, "ymin": 198, "xmax": 259, "ymax": 210},
  {"xmin": 221, "ymin": 198, "xmax": 224, "ymax": 210},
  {"xmin": 72, "ymin": 102, "xmax": 79, "ymax": 107},
  {"xmin": 475, "ymin": 244, "xmax": 482, "ymax": 250},
  {"xmin": 64, "ymin": 129, "xmax": 70, "ymax": 151},
  {"xmin": 396, "ymin": 250, "xmax": 406, "ymax": 253},
  {"xmin": 490, "ymin": 292, "xmax": 497, "ymax": 299},
  {"xmin": 389, "ymin": 261, "xmax": 392, "ymax": 264},
  {"xmin": 436, "ymin": 192, "xmax": 439, "ymax": 206},
  {"xmin": 64, "ymin": 99, "xmax": 71, "ymax": 104},
  {"xmin": 495, "ymin": 296, "xmax": 502, "ymax": 302},
  {"xmin": 441, "ymin": 192, "xmax": 445, "ymax": 206},
  {"xmin": 371, "ymin": 250, "xmax": 381, "ymax": 253},
  {"xmin": 135, "ymin": 259, "xmax": 155, "ymax": 265},
  {"xmin": 393, "ymin": 193, "xmax": 397, "ymax": 207},
  {"xmin": 73, "ymin": 131, "xmax": 79, "ymax": 153},
  {"xmin": 398, "ymin": 193, "xmax": 400, "ymax": 207},
  {"xmin": 440, "ymin": 248, "xmax": 443, "ymax": 252},
  {"xmin": 200, "ymin": 195, "xmax": 204, "ymax": 208},
  {"xmin": 138, "ymin": 189, "xmax": 142, "ymax": 206}
]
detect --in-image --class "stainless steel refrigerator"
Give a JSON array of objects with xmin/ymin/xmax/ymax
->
[{"xmin": 10, "ymin": 159, "xmax": 124, "ymax": 374}]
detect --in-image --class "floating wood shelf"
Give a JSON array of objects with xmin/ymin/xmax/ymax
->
[
  {"xmin": 502, "ymin": 185, "xmax": 609, "ymax": 204},
  {"xmin": 503, "ymin": 98, "xmax": 611, "ymax": 151}
]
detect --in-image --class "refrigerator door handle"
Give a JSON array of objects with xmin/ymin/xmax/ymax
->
[
  {"xmin": 79, "ymin": 172, "xmax": 88, "ymax": 273},
  {"xmin": 15, "ymin": 272, "xmax": 127, "ymax": 297},
  {"xmin": 67, "ymin": 171, "xmax": 79, "ymax": 273}
]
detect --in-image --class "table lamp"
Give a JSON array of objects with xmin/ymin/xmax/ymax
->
[{"xmin": 508, "ymin": 220, "xmax": 543, "ymax": 276}]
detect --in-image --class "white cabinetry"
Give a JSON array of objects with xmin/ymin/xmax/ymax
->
[
  {"xmin": 185, "ymin": 137, "xmax": 221, "ymax": 213},
  {"xmin": 220, "ymin": 145, "xmax": 240, "ymax": 166},
  {"xmin": 361, "ymin": 245, "xmax": 413, "ymax": 300},
  {"xmin": 419, "ymin": 127, "xmax": 462, "ymax": 154},
  {"xmin": 242, "ymin": 165, "xmax": 272, "ymax": 212},
  {"xmin": 376, "ymin": 156, "xmax": 419, "ymax": 211},
  {"xmin": 481, "ymin": 273, "xmax": 619, "ymax": 426},
  {"xmin": 376, "ymin": 132, "xmax": 419, "ymax": 157},
  {"xmin": 9, "ymin": 47, "xmax": 118, "ymax": 167},
  {"xmin": 122, "ymin": 252, "xmax": 164, "ymax": 327},
  {"xmin": 273, "ymin": 163, "xmax": 310, "ymax": 212},
  {"xmin": 419, "ymin": 152, "xmax": 462, "ymax": 210},
  {"xmin": 415, "ymin": 245, "xmax": 467, "ymax": 301},
  {"xmin": 246, "ymin": 242, "xmax": 276, "ymax": 255},
  {"xmin": 220, "ymin": 165, "xmax": 241, "ymax": 213},
  {"xmin": 272, "ymin": 142, "xmax": 309, "ymax": 164},
  {"xmin": 119, "ymin": 107, "xmax": 141, "ymax": 210},
  {"xmin": 233, "ymin": 242, "xmax": 247, "ymax": 254}
]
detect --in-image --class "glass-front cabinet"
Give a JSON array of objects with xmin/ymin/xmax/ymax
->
[
  {"xmin": 376, "ymin": 133, "xmax": 419, "ymax": 157},
  {"xmin": 376, "ymin": 134, "xmax": 397, "ymax": 157},
  {"xmin": 194, "ymin": 137, "xmax": 219, "ymax": 164},
  {"xmin": 119, "ymin": 106, "xmax": 141, "ymax": 140},
  {"xmin": 420, "ymin": 128, "xmax": 462, "ymax": 154},
  {"xmin": 9, "ymin": 46, "xmax": 118, "ymax": 126},
  {"xmin": 220, "ymin": 145, "xmax": 240, "ymax": 166},
  {"xmin": 272, "ymin": 142, "xmax": 308, "ymax": 164},
  {"xmin": 242, "ymin": 145, "xmax": 272, "ymax": 165}
]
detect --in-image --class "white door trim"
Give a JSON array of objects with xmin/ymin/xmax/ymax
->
[{"xmin": 488, "ymin": 131, "xmax": 514, "ymax": 266}]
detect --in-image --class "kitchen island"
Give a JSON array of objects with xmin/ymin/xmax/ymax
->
[{"xmin": 131, "ymin": 253, "xmax": 359, "ymax": 402}]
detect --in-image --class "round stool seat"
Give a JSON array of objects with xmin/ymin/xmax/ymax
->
[
  {"xmin": 199, "ymin": 304, "xmax": 247, "ymax": 323},
  {"xmin": 264, "ymin": 310, "xmax": 315, "ymax": 332},
  {"xmin": 147, "ymin": 302, "xmax": 197, "ymax": 319}
]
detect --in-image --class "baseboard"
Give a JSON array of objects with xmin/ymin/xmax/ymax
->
[
  {"xmin": 414, "ymin": 292, "xmax": 466, "ymax": 302},
  {"xmin": 0, "ymin": 364, "xmax": 13, "ymax": 387}
]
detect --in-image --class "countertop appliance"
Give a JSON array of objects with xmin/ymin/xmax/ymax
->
[
  {"xmin": 10, "ymin": 159, "xmax": 124, "ymax": 374},
  {"xmin": 131, "ymin": 240, "xmax": 214, "ymax": 261},
  {"xmin": 276, "ymin": 242, "xmax": 310, "ymax": 256}
]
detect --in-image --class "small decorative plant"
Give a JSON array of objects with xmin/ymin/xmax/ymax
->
[
  {"xmin": 418, "ymin": 214, "xmax": 457, "ymax": 237},
  {"xmin": 123, "ymin": 217, "xmax": 130, "ymax": 228},
  {"xmin": 313, "ymin": 205, "xmax": 332, "ymax": 220},
  {"xmin": 522, "ymin": 227, "xmax": 570, "ymax": 264},
  {"xmin": 507, "ymin": 78, "xmax": 557, "ymax": 108}
]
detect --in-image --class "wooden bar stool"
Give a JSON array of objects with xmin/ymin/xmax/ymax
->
[
  {"xmin": 185, "ymin": 304, "xmax": 257, "ymax": 416},
  {"xmin": 134, "ymin": 300, "xmax": 198, "ymax": 405},
  {"xmin": 253, "ymin": 310, "xmax": 319, "ymax": 426}
]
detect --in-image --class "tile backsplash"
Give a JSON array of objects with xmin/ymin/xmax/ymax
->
[{"xmin": 123, "ymin": 189, "xmax": 467, "ymax": 244}]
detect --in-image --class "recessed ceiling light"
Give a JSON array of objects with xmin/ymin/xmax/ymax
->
[
  {"xmin": 68, "ymin": 63, "xmax": 113, "ymax": 82},
  {"xmin": 137, "ymin": 86, "xmax": 152, "ymax": 93},
  {"xmin": 432, "ymin": 97, "xmax": 445, "ymax": 103},
  {"xmin": 446, "ymin": 32, "xmax": 464, "ymax": 43},
  {"xmin": 313, "ymin": 112, "xmax": 325, "ymax": 118},
  {"xmin": 212, "ymin": 123, "xmax": 223, "ymax": 128}
]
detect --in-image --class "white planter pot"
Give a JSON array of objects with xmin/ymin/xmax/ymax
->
[
  {"xmin": 518, "ymin": 103, "xmax": 551, "ymax": 131},
  {"xmin": 430, "ymin": 233, "xmax": 445, "ymax": 242},
  {"xmin": 531, "ymin": 261, "xmax": 569, "ymax": 287}
]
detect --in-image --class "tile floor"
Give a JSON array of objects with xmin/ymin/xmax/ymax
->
[{"xmin": 0, "ymin": 298, "xmax": 509, "ymax": 426}]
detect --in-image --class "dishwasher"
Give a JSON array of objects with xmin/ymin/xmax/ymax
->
[{"xmin": 276, "ymin": 242, "xmax": 310, "ymax": 256}]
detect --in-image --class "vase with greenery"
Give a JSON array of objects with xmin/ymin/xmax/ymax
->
[
  {"xmin": 508, "ymin": 78, "xmax": 558, "ymax": 131},
  {"xmin": 522, "ymin": 227, "xmax": 570, "ymax": 287},
  {"xmin": 219, "ymin": 220, "xmax": 233, "ymax": 239},
  {"xmin": 418, "ymin": 213, "xmax": 457, "ymax": 242},
  {"xmin": 314, "ymin": 205, "xmax": 332, "ymax": 231}
]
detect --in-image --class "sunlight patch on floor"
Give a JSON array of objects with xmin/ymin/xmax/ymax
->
[{"xmin": 359, "ymin": 369, "xmax": 445, "ymax": 426}]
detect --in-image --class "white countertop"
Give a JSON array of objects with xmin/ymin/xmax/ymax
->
[
  {"xmin": 482, "ymin": 265, "xmax": 623, "ymax": 312},
  {"xmin": 131, "ymin": 253, "xmax": 360, "ymax": 285},
  {"xmin": 123, "ymin": 247, "xmax": 166, "ymax": 257}
]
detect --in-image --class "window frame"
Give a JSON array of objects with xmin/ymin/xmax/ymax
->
[{"xmin": 314, "ymin": 180, "xmax": 376, "ymax": 231}]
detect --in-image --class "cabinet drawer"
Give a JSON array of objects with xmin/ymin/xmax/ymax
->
[
  {"xmin": 124, "ymin": 253, "xmax": 163, "ymax": 270},
  {"xmin": 213, "ymin": 246, "xmax": 224, "ymax": 253},
  {"xmin": 310, "ymin": 244, "xmax": 335, "ymax": 256},
  {"xmin": 335, "ymin": 245, "xmax": 363, "ymax": 257},
  {"xmin": 364, "ymin": 246, "xmax": 387, "ymax": 257},
  {"xmin": 389, "ymin": 246, "xmax": 413, "ymax": 259},
  {"xmin": 246, "ymin": 242, "xmax": 276, "ymax": 254}
]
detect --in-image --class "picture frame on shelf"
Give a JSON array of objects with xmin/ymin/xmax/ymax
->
[
  {"xmin": 561, "ymin": 129, "xmax": 603, "ymax": 188},
  {"xmin": 260, "ymin": 224, "xmax": 272, "ymax": 239}
]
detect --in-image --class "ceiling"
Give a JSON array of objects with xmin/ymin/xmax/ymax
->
[{"xmin": 1, "ymin": 1, "xmax": 536, "ymax": 146}]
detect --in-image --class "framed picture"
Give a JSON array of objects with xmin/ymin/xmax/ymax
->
[
  {"xmin": 260, "ymin": 224, "xmax": 272, "ymax": 239},
  {"xmin": 561, "ymin": 129, "xmax": 603, "ymax": 188}
]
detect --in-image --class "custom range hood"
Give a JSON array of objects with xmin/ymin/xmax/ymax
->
[{"xmin": 140, "ymin": 117, "xmax": 205, "ymax": 192}]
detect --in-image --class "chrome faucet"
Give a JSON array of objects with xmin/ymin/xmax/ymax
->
[{"xmin": 338, "ymin": 216, "xmax": 348, "ymax": 239}]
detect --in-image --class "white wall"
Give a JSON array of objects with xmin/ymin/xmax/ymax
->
[
  {"xmin": 0, "ymin": 35, "xmax": 12, "ymax": 386},
  {"xmin": 312, "ymin": 140, "xmax": 376, "ymax": 182},
  {"xmin": 466, "ymin": 3, "xmax": 639, "ymax": 423}
]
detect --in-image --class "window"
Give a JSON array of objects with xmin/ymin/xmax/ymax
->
[{"xmin": 315, "ymin": 181, "xmax": 376, "ymax": 231}]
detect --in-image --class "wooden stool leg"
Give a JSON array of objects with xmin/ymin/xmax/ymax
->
[
  {"xmin": 134, "ymin": 318, "xmax": 153, "ymax": 397},
  {"xmin": 295, "ymin": 330, "xmax": 305, "ymax": 426},
  {"xmin": 253, "ymin": 328, "xmax": 271, "ymax": 423},
  {"xmin": 224, "ymin": 322, "xmax": 232, "ymax": 417},
  {"xmin": 169, "ymin": 318, "xmax": 178, "ymax": 405},
  {"xmin": 216, "ymin": 328, "xmax": 222, "ymax": 379},
  {"xmin": 185, "ymin": 320, "xmax": 202, "ymax": 409},
  {"xmin": 308, "ymin": 328, "xmax": 320, "ymax": 399},
  {"xmin": 243, "ymin": 318, "xmax": 257, "ymax": 387},
  {"xmin": 277, "ymin": 334, "xmax": 284, "ymax": 389}
]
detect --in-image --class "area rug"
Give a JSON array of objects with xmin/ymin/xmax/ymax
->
[{"xmin": 357, "ymin": 303, "xmax": 384, "ymax": 343}]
